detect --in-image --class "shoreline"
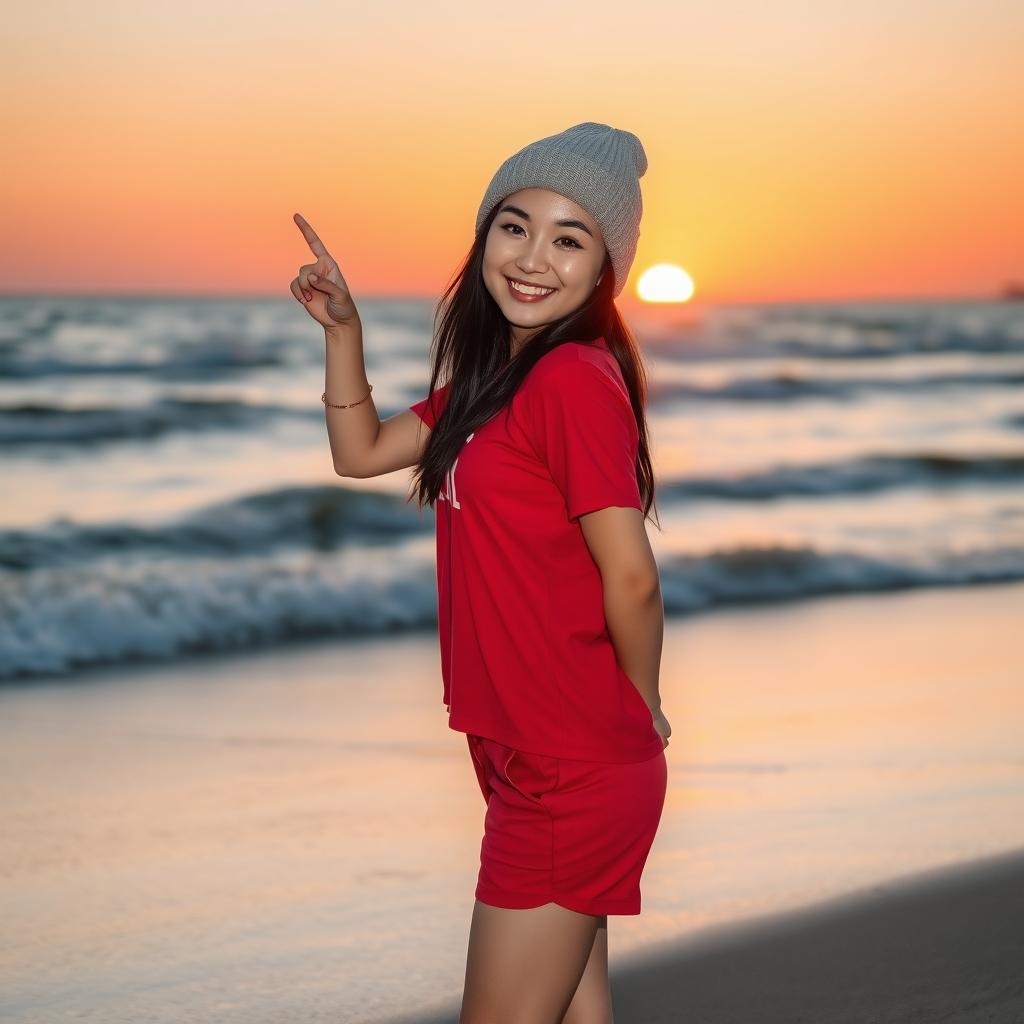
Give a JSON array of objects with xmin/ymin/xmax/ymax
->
[{"xmin": 3, "ymin": 575, "xmax": 1023, "ymax": 694}]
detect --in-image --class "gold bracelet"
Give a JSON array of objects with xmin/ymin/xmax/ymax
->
[{"xmin": 322, "ymin": 384, "xmax": 373, "ymax": 409}]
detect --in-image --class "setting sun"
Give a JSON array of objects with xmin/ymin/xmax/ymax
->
[{"xmin": 637, "ymin": 264, "xmax": 695, "ymax": 303}]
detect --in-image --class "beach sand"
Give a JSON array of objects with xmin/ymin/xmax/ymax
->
[
  {"xmin": 2, "ymin": 581, "xmax": 1022, "ymax": 1023},
  {"xmin": 606, "ymin": 845, "xmax": 1024, "ymax": 1024}
]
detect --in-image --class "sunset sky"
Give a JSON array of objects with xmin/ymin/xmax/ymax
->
[{"xmin": 2, "ymin": 0, "xmax": 1021, "ymax": 304}]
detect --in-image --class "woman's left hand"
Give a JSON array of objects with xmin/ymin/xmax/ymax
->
[{"xmin": 651, "ymin": 708, "xmax": 671, "ymax": 749}]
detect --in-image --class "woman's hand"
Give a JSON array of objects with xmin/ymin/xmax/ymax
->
[
  {"xmin": 652, "ymin": 707, "xmax": 672, "ymax": 749},
  {"xmin": 290, "ymin": 212, "xmax": 361, "ymax": 332}
]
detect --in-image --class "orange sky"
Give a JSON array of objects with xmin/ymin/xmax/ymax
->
[{"xmin": 2, "ymin": 1, "xmax": 1021, "ymax": 304}]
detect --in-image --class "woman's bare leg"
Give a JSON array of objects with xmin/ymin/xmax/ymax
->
[
  {"xmin": 560, "ymin": 915, "xmax": 612, "ymax": 1024},
  {"xmin": 460, "ymin": 899, "xmax": 601, "ymax": 1024}
]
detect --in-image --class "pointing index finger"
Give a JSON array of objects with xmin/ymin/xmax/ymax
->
[{"xmin": 293, "ymin": 212, "xmax": 329, "ymax": 259}]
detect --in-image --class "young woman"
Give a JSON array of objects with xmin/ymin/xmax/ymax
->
[{"xmin": 292, "ymin": 121, "xmax": 671, "ymax": 1023}]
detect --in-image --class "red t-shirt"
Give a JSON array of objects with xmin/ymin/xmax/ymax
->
[{"xmin": 409, "ymin": 335, "xmax": 663, "ymax": 763}]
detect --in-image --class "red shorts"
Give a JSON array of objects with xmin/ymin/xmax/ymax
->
[{"xmin": 466, "ymin": 733, "xmax": 668, "ymax": 916}]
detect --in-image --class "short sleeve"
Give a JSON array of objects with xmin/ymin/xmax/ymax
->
[
  {"xmin": 409, "ymin": 381, "xmax": 452, "ymax": 429},
  {"xmin": 526, "ymin": 355, "xmax": 643, "ymax": 522}
]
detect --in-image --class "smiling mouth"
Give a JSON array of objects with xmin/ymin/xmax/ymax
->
[{"xmin": 505, "ymin": 276, "xmax": 558, "ymax": 301}]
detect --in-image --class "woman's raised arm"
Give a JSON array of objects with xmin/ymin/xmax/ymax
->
[{"xmin": 290, "ymin": 211, "xmax": 431, "ymax": 477}]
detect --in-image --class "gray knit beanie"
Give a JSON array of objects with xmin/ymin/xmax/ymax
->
[{"xmin": 475, "ymin": 121, "xmax": 647, "ymax": 298}]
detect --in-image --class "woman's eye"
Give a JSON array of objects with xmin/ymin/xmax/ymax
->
[{"xmin": 500, "ymin": 223, "xmax": 581, "ymax": 249}]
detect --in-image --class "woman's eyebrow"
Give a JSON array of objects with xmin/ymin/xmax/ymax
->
[{"xmin": 498, "ymin": 204, "xmax": 594, "ymax": 238}]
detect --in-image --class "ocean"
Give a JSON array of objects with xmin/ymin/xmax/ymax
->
[{"xmin": 3, "ymin": 294, "xmax": 1022, "ymax": 681}]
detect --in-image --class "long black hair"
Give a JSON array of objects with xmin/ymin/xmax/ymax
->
[{"xmin": 409, "ymin": 200, "xmax": 660, "ymax": 530}]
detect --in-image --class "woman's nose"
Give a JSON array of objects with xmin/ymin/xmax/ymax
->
[{"xmin": 517, "ymin": 250, "xmax": 549, "ymax": 273}]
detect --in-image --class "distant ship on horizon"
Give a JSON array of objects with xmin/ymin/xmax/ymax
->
[{"xmin": 999, "ymin": 281, "xmax": 1024, "ymax": 301}]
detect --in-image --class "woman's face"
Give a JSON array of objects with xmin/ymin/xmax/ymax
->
[{"xmin": 482, "ymin": 188, "xmax": 607, "ymax": 349}]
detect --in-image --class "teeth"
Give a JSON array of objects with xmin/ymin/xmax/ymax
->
[{"xmin": 509, "ymin": 278, "xmax": 555, "ymax": 296}]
